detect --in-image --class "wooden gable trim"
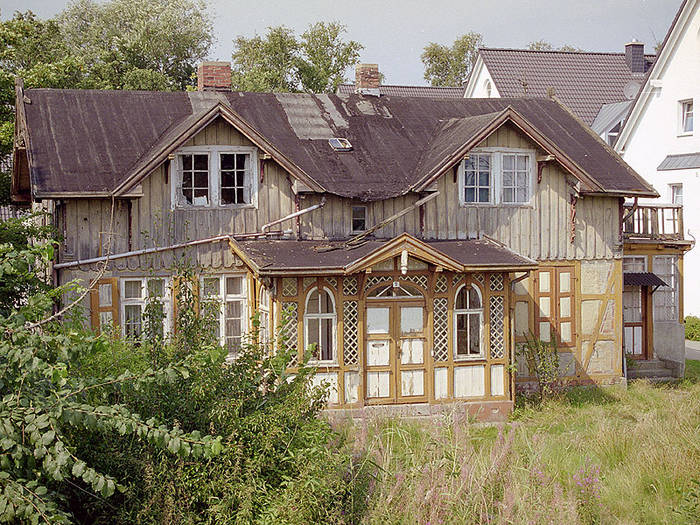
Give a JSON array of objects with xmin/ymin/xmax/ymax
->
[
  {"xmin": 112, "ymin": 102, "xmax": 325, "ymax": 198},
  {"xmin": 412, "ymin": 106, "xmax": 607, "ymax": 196},
  {"xmin": 344, "ymin": 233, "xmax": 463, "ymax": 274},
  {"xmin": 225, "ymin": 237, "xmax": 261, "ymax": 277}
]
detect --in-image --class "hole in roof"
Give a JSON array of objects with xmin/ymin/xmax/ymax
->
[{"xmin": 329, "ymin": 138, "xmax": 353, "ymax": 152}]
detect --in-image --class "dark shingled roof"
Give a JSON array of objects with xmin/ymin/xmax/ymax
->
[
  {"xmin": 657, "ymin": 152, "xmax": 700, "ymax": 171},
  {"xmin": 235, "ymin": 238, "xmax": 535, "ymax": 273},
  {"xmin": 337, "ymin": 84, "xmax": 464, "ymax": 98},
  {"xmin": 623, "ymin": 272, "xmax": 667, "ymax": 287},
  {"xmin": 21, "ymin": 89, "xmax": 657, "ymax": 200},
  {"xmin": 478, "ymin": 48, "xmax": 655, "ymax": 125}
]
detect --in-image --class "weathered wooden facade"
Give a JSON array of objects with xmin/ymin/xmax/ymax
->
[{"xmin": 13, "ymin": 65, "xmax": 686, "ymax": 419}]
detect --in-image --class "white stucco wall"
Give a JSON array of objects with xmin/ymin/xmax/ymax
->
[
  {"xmin": 464, "ymin": 59, "xmax": 500, "ymax": 98},
  {"xmin": 618, "ymin": 0, "xmax": 700, "ymax": 315}
]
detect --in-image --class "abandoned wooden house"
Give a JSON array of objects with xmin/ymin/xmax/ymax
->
[{"xmin": 11, "ymin": 62, "xmax": 690, "ymax": 419}]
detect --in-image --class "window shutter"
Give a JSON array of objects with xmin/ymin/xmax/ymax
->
[{"xmin": 89, "ymin": 278, "xmax": 119, "ymax": 333}]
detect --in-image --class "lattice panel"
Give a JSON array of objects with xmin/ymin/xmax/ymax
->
[
  {"xmin": 433, "ymin": 297, "xmax": 449, "ymax": 361},
  {"xmin": 406, "ymin": 274, "xmax": 428, "ymax": 289},
  {"xmin": 489, "ymin": 295, "xmax": 505, "ymax": 359},
  {"xmin": 435, "ymin": 274, "xmax": 448, "ymax": 294},
  {"xmin": 303, "ymin": 277, "xmax": 316, "ymax": 290},
  {"xmin": 326, "ymin": 277, "xmax": 337, "ymax": 289},
  {"xmin": 365, "ymin": 275, "xmax": 391, "ymax": 290},
  {"xmin": 474, "ymin": 273, "xmax": 485, "ymax": 285},
  {"xmin": 280, "ymin": 302, "xmax": 298, "ymax": 366},
  {"xmin": 343, "ymin": 300, "xmax": 359, "ymax": 365},
  {"xmin": 343, "ymin": 276, "xmax": 358, "ymax": 296},
  {"xmin": 452, "ymin": 274, "xmax": 463, "ymax": 287},
  {"xmin": 490, "ymin": 273, "xmax": 504, "ymax": 292},
  {"xmin": 282, "ymin": 278, "xmax": 297, "ymax": 297}
]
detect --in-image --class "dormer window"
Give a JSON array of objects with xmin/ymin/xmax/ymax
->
[
  {"xmin": 173, "ymin": 146, "xmax": 258, "ymax": 209},
  {"xmin": 459, "ymin": 148, "xmax": 534, "ymax": 206}
]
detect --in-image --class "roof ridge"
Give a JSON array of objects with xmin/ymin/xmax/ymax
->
[{"xmin": 479, "ymin": 46, "xmax": 656, "ymax": 57}]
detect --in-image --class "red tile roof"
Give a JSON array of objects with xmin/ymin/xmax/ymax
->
[{"xmin": 478, "ymin": 48, "xmax": 655, "ymax": 125}]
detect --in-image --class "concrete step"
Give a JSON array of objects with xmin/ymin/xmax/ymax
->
[
  {"xmin": 629, "ymin": 359, "xmax": 665, "ymax": 371},
  {"xmin": 627, "ymin": 366, "xmax": 674, "ymax": 379}
]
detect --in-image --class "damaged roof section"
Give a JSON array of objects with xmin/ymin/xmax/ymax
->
[{"xmin": 20, "ymin": 88, "xmax": 657, "ymax": 200}]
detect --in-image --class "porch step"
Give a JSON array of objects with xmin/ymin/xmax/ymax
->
[{"xmin": 627, "ymin": 362, "xmax": 674, "ymax": 380}]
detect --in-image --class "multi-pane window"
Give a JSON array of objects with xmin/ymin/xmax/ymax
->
[
  {"xmin": 259, "ymin": 286, "xmax": 272, "ymax": 345},
  {"xmin": 454, "ymin": 284, "xmax": 483, "ymax": 358},
  {"xmin": 120, "ymin": 277, "xmax": 170, "ymax": 339},
  {"xmin": 201, "ymin": 274, "xmax": 247, "ymax": 358},
  {"xmin": 352, "ymin": 206, "xmax": 367, "ymax": 232},
  {"xmin": 180, "ymin": 154, "xmax": 209, "ymax": 206},
  {"xmin": 681, "ymin": 100, "xmax": 694, "ymax": 134},
  {"xmin": 460, "ymin": 149, "xmax": 533, "ymax": 206},
  {"xmin": 463, "ymin": 153, "xmax": 492, "ymax": 203},
  {"xmin": 623, "ymin": 256, "xmax": 647, "ymax": 273},
  {"xmin": 304, "ymin": 287, "xmax": 336, "ymax": 362},
  {"xmin": 175, "ymin": 147, "xmax": 257, "ymax": 208},
  {"xmin": 220, "ymin": 153, "xmax": 250, "ymax": 205},
  {"xmin": 502, "ymin": 154, "xmax": 530, "ymax": 203},
  {"xmin": 653, "ymin": 256, "xmax": 679, "ymax": 321},
  {"xmin": 670, "ymin": 183, "xmax": 683, "ymax": 205}
]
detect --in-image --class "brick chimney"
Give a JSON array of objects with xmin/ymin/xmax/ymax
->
[
  {"xmin": 355, "ymin": 63, "xmax": 380, "ymax": 94},
  {"xmin": 197, "ymin": 61, "xmax": 231, "ymax": 91},
  {"xmin": 625, "ymin": 40, "xmax": 646, "ymax": 74}
]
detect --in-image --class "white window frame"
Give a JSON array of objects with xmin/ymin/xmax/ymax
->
[
  {"xmin": 679, "ymin": 99, "xmax": 694, "ymax": 136},
  {"xmin": 453, "ymin": 284, "xmax": 484, "ymax": 360},
  {"xmin": 200, "ymin": 274, "xmax": 248, "ymax": 358},
  {"xmin": 120, "ymin": 277, "xmax": 172, "ymax": 339},
  {"xmin": 351, "ymin": 205, "xmax": 367, "ymax": 233},
  {"xmin": 458, "ymin": 148, "xmax": 535, "ymax": 207},
  {"xmin": 623, "ymin": 256, "xmax": 647, "ymax": 273},
  {"xmin": 653, "ymin": 256, "xmax": 679, "ymax": 322},
  {"xmin": 303, "ymin": 286, "xmax": 337, "ymax": 365},
  {"xmin": 259, "ymin": 285, "xmax": 272, "ymax": 345},
  {"xmin": 669, "ymin": 183, "xmax": 683, "ymax": 205},
  {"xmin": 172, "ymin": 145, "xmax": 259, "ymax": 210}
]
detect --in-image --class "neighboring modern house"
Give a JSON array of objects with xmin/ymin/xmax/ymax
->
[
  {"xmin": 11, "ymin": 62, "xmax": 688, "ymax": 420},
  {"xmin": 615, "ymin": 0, "xmax": 700, "ymax": 326},
  {"xmin": 464, "ymin": 45, "xmax": 655, "ymax": 145}
]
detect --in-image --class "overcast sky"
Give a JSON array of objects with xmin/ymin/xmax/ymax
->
[{"xmin": 1, "ymin": 0, "xmax": 681, "ymax": 85}]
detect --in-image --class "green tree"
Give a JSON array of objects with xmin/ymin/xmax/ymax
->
[
  {"xmin": 421, "ymin": 31, "xmax": 483, "ymax": 87},
  {"xmin": 231, "ymin": 21, "xmax": 363, "ymax": 93},
  {"xmin": 527, "ymin": 40, "xmax": 584, "ymax": 52}
]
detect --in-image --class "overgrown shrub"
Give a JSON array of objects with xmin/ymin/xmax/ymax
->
[
  {"xmin": 685, "ymin": 316, "xmax": 700, "ymax": 341},
  {"xmin": 517, "ymin": 331, "xmax": 561, "ymax": 399}
]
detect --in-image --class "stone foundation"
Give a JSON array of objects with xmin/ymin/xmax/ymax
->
[{"xmin": 325, "ymin": 400, "xmax": 513, "ymax": 423}]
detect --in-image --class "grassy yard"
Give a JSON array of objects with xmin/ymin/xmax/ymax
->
[{"xmin": 341, "ymin": 362, "xmax": 700, "ymax": 524}]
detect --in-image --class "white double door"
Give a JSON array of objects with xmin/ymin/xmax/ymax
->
[{"xmin": 365, "ymin": 301, "xmax": 427, "ymax": 403}]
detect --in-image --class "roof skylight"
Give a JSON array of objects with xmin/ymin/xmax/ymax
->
[{"xmin": 328, "ymin": 138, "xmax": 353, "ymax": 152}]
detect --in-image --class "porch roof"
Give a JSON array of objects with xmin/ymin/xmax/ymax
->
[
  {"xmin": 623, "ymin": 272, "xmax": 667, "ymax": 288},
  {"xmin": 232, "ymin": 236, "xmax": 536, "ymax": 275}
]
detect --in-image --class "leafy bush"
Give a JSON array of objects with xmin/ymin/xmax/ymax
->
[
  {"xmin": 685, "ymin": 316, "xmax": 700, "ymax": 341},
  {"xmin": 517, "ymin": 331, "xmax": 561, "ymax": 399}
]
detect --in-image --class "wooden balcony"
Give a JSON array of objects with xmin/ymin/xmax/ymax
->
[{"xmin": 623, "ymin": 203, "xmax": 684, "ymax": 241}]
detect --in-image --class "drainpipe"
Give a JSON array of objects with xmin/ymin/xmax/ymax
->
[{"xmin": 262, "ymin": 198, "xmax": 326, "ymax": 234}]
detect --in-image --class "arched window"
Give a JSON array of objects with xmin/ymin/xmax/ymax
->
[
  {"xmin": 484, "ymin": 79, "xmax": 492, "ymax": 98},
  {"xmin": 304, "ymin": 287, "xmax": 336, "ymax": 362},
  {"xmin": 367, "ymin": 282, "xmax": 423, "ymax": 299},
  {"xmin": 454, "ymin": 284, "xmax": 483, "ymax": 358}
]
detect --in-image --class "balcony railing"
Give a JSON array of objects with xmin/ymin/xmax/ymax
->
[{"xmin": 623, "ymin": 203, "xmax": 684, "ymax": 241}]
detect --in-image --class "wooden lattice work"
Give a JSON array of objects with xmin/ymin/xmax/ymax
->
[
  {"xmin": 343, "ymin": 300, "xmax": 359, "ymax": 365},
  {"xmin": 474, "ymin": 273, "xmax": 484, "ymax": 285},
  {"xmin": 364, "ymin": 274, "xmax": 391, "ymax": 291},
  {"xmin": 452, "ymin": 274, "xmax": 463, "ymax": 286},
  {"xmin": 282, "ymin": 278, "xmax": 297, "ymax": 297},
  {"xmin": 343, "ymin": 276, "xmax": 358, "ymax": 296},
  {"xmin": 433, "ymin": 297, "xmax": 449, "ymax": 361},
  {"xmin": 326, "ymin": 277, "xmax": 337, "ymax": 289},
  {"xmin": 435, "ymin": 274, "xmax": 448, "ymax": 294},
  {"xmin": 280, "ymin": 302, "xmax": 298, "ymax": 366},
  {"xmin": 303, "ymin": 277, "xmax": 315, "ymax": 290},
  {"xmin": 489, "ymin": 273, "xmax": 504, "ymax": 292},
  {"xmin": 489, "ymin": 295, "xmax": 505, "ymax": 359},
  {"xmin": 406, "ymin": 274, "xmax": 429, "ymax": 289}
]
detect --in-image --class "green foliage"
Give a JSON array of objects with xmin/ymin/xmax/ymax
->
[
  {"xmin": 685, "ymin": 315, "xmax": 700, "ymax": 341},
  {"xmin": 518, "ymin": 331, "xmax": 561, "ymax": 399},
  {"xmin": 527, "ymin": 40, "xmax": 584, "ymax": 52},
  {"xmin": 231, "ymin": 21, "xmax": 362, "ymax": 93},
  {"xmin": 0, "ymin": 242, "xmax": 223, "ymax": 523},
  {"xmin": 421, "ymin": 32, "xmax": 483, "ymax": 86},
  {"xmin": 0, "ymin": 213, "xmax": 55, "ymax": 317},
  {"xmin": 685, "ymin": 359, "xmax": 700, "ymax": 382}
]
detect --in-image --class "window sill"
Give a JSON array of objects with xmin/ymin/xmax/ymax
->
[
  {"xmin": 677, "ymin": 132, "xmax": 693, "ymax": 138},
  {"xmin": 453, "ymin": 355, "xmax": 486, "ymax": 363},
  {"xmin": 174, "ymin": 203, "xmax": 257, "ymax": 211},
  {"xmin": 459, "ymin": 202, "xmax": 534, "ymax": 209}
]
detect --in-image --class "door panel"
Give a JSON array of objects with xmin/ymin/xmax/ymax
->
[{"xmin": 367, "ymin": 340, "xmax": 390, "ymax": 366}]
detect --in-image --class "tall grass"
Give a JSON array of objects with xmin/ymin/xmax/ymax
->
[{"xmin": 340, "ymin": 378, "xmax": 700, "ymax": 524}]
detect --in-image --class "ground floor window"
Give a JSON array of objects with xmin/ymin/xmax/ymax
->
[
  {"xmin": 454, "ymin": 284, "xmax": 483, "ymax": 358},
  {"xmin": 120, "ymin": 277, "xmax": 171, "ymax": 339},
  {"xmin": 201, "ymin": 274, "xmax": 247, "ymax": 358},
  {"xmin": 304, "ymin": 287, "xmax": 337, "ymax": 363},
  {"xmin": 653, "ymin": 256, "xmax": 678, "ymax": 321},
  {"xmin": 259, "ymin": 285, "xmax": 272, "ymax": 345}
]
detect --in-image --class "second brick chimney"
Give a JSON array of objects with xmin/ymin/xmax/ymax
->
[
  {"xmin": 355, "ymin": 63, "xmax": 380, "ymax": 94},
  {"xmin": 197, "ymin": 61, "xmax": 231, "ymax": 91},
  {"xmin": 625, "ymin": 40, "xmax": 646, "ymax": 74}
]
